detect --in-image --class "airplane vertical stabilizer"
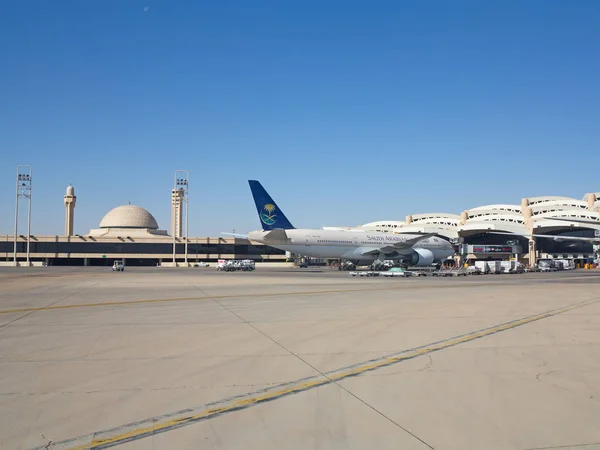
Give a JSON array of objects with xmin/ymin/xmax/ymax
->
[{"xmin": 248, "ymin": 180, "xmax": 295, "ymax": 231}]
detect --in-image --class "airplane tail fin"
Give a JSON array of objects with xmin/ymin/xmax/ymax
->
[{"xmin": 248, "ymin": 180, "xmax": 295, "ymax": 231}]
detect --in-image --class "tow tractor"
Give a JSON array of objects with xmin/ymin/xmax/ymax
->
[
  {"xmin": 338, "ymin": 261, "xmax": 356, "ymax": 271},
  {"xmin": 370, "ymin": 260, "xmax": 395, "ymax": 271}
]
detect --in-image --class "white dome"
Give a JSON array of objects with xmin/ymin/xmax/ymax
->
[
  {"xmin": 66, "ymin": 185, "xmax": 75, "ymax": 196},
  {"xmin": 99, "ymin": 205, "xmax": 159, "ymax": 230}
]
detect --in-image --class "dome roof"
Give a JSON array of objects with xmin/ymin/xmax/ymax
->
[
  {"xmin": 99, "ymin": 205, "xmax": 159, "ymax": 230},
  {"xmin": 66, "ymin": 185, "xmax": 75, "ymax": 196}
]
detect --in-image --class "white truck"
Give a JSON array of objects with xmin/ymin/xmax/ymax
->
[
  {"xmin": 555, "ymin": 259, "xmax": 575, "ymax": 270},
  {"xmin": 216, "ymin": 259, "xmax": 256, "ymax": 272},
  {"xmin": 499, "ymin": 261, "xmax": 525, "ymax": 274},
  {"xmin": 538, "ymin": 259, "xmax": 557, "ymax": 272},
  {"xmin": 475, "ymin": 261, "xmax": 503, "ymax": 274}
]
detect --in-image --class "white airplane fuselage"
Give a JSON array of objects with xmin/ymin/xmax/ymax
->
[{"xmin": 248, "ymin": 229, "xmax": 454, "ymax": 265}]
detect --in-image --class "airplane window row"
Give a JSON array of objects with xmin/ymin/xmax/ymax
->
[{"xmin": 316, "ymin": 240, "xmax": 353, "ymax": 244}]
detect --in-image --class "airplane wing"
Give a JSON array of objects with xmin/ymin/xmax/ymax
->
[
  {"xmin": 489, "ymin": 231, "xmax": 599, "ymax": 243},
  {"xmin": 362, "ymin": 233, "xmax": 437, "ymax": 256}
]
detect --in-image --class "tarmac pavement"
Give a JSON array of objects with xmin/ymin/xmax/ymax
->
[{"xmin": 0, "ymin": 267, "xmax": 599, "ymax": 450}]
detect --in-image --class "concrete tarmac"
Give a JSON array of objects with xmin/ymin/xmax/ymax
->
[{"xmin": 1, "ymin": 267, "xmax": 600, "ymax": 450}]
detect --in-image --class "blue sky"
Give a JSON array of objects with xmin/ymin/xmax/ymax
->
[{"xmin": 1, "ymin": 0, "xmax": 599, "ymax": 236}]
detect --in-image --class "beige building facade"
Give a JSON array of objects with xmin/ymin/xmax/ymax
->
[{"xmin": 2, "ymin": 200, "xmax": 284, "ymax": 266}]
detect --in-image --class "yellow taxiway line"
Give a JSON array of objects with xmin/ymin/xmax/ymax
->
[{"xmin": 0, "ymin": 283, "xmax": 487, "ymax": 315}]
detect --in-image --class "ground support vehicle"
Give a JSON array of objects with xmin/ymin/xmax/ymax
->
[
  {"xmin": 382, "ymin": 267, "xmax": 413, "ymax": 277},
  {"xmin": 216, "ymin": 259, "xmax": 256, "ymax": 272}
]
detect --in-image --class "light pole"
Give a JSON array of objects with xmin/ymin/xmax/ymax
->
[
  {"xmin": 13, "ymin": 166, "xmax": 32, "ymax": 267},
  {"xmin": 177, "ymin": 171, "xmax": 189, "ymax": 266},
  {"xmin": 172, "ymin": 170, "xmax": 189, "ymax": 267},
  {"xmin": 13, "ymin": 176, "xmax": 19, "ymax": 266},
  {"xmin": 507, "ymin": 239, "xmax": 518, "ymax": 269},
  {"xmin": 172, "ymin": 184, "xmax": 176, "ymax": 267}
]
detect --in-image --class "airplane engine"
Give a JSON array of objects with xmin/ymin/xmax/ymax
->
[{"xmin": 410, "ymin": 248, "xmax": 434, "ymax": 266}]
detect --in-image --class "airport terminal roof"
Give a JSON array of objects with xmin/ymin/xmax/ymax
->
[
  {"xmin": 99, "ymin": 205, "xmax": 159, "ymax": 230},
  {"xmin": 356, "ymin": 191, "xmax": 600, "ymax": 240}
]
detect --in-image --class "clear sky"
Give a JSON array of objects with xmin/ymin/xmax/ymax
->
[{"xmin": 1, "ymin": 0, "xmax": 599, "ymax": 237}]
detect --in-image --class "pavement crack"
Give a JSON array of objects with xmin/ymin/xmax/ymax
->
[
  {"xmin": 535, "ymin": 370, "xmax": 556, "ymax": 382},
  {"xmin": 533, "ymin": 370, "xmax": 598, "ymax": 403},
  {"xmin": 41, "ymin": 433, "xmax": 52, "ymax": 449},
  {"xmin": 419, "ymin": 355, "xmax": 433, "ymax": 372},
  {"xmin": 524, "ymin": 442, "xmax": 600, "ymax": 449}
]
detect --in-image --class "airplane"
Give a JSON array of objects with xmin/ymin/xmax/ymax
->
[{"xmin": 229, "ymin": 180, "xmax": 455, "ymax": 267}]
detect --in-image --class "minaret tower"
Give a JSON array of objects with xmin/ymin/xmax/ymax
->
[
  {"xmin": 171, "ymin": 187, "xmax": 184, "ymax": 237},
  {"xmin": 64, "ymin": 185, "xmax": 76, "ymax": 236}
]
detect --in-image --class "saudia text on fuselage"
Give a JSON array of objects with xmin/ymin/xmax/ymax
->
[{"xmin": 366, "ymin": 235, "xmax": 407, "ymax": 242}]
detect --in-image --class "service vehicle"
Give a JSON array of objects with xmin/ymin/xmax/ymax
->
[
  {"xmin": 467, "ymin": 266, "xmax": 482, "ymax": 275},
  {"xmin": 349, "ymin": 271, "xmax": 380, "ymax": 277},
  {"xmin": 338, "ymin": 261, "xmax": 356, "ymax": 271},
  {"xmin": 432, "ymin": 268, "xmax": 453, "ymax": 277},
  {"xmin": 382, "ymin": 267, "xmax": 413, "ymax": 277},
  {"xmin": 538, "ymin": 259, "xmax": 557, "ymax": 272},
  {"xmin": 449, "ymin": 267, "xmax": 468, "ymax": 276},
  {"xmin": 217, "ymin": 259, "xmax": 255, "ymax": 272}
]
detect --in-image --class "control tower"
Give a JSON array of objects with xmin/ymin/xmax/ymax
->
[{"xmin": 64, "ymin": 185, "xmax": 76, "ymax": 236}]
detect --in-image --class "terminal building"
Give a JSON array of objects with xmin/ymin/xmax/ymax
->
[
  {"xmin": 1, "ymin": 186, "xmax": 285, "ymax": 267},
  {"xmin": 354, "ymin": 193, "xmax": 600, "ymax": 266},
  {"xmin": 2, "ymin": 185, "xmax": 599, "ymax": 267}
]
